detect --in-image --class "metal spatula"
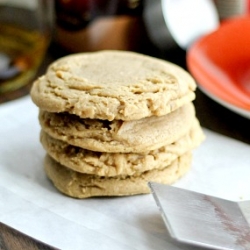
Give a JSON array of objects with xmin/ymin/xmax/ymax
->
[{"xmin": 149, "ymin": 182, "xmax": 250, "ymax": 250}]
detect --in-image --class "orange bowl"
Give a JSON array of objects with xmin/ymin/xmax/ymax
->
[{"xmin": 187, "ymin": 15, "xmax": 250, "ymax": 118}]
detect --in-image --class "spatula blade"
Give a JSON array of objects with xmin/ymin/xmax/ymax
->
[{"xmin": 149, "ymin": 182, "xmax": 250, "ymax": 250}]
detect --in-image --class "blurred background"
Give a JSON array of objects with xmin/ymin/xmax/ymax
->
[
  {"xmin": 1, "ymin": 0, "xmax": 250, "ymax": 143},
  {"xmin": 1, "ymin": 0, "xmax": 249, "ymax": 93}
]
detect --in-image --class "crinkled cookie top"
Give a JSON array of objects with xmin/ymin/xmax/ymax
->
[{"xmin": 31, "ymin": 50, "xmax": 196, "ymax": 120}]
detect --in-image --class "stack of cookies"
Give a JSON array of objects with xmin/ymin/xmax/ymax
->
[{"xmin": 30, "ymin": 50, "xmax": 204, "ymax": 198}]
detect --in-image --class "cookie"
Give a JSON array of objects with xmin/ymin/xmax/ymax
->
[
  {"xmin": 44, "ymin": 152, "xmax": 192, "ymax": 198},
  {"xmin": 39, "ymin": 102, "xmax": 195, "ymax": 153},
  {"xmin": 31, "ymin": 50, "xmax": 196, "ymax": 121},
  {"xmin": 40, "ymin": 118, "xmax": 204, "ymax": 176}
]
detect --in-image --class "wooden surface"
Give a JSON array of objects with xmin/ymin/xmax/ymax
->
[
  {"xmin": 0, "ymin": 43, "xmax": 250, "ymax": 249},
  {"xmin": 0, "ymin": 223, "xmax": 57, "ymax": 250}
]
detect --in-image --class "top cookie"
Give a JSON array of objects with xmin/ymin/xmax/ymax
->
[{"xmin": 31, "ymin": 50, "xmax": 196, "ymax": 121}]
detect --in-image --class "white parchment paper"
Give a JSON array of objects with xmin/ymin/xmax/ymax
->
[{"xmin": 0, "ymin": 96, "xmax": 250, "ymax": 250}]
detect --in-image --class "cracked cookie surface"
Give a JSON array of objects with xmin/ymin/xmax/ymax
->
[
  {"xmin": 31, "ymin": 50, "xmax": 196, "ymax": 121},
  {"xmin": 39, "ymin": 103, "xmax": 196, "ymax": 153},
  {"xmin": 44, "ymin": 152, "xmax": 192, "ymax": 198},
  {"xmin": 40, "ymin": 118, "xmax": 204, "ymax": 176}
]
